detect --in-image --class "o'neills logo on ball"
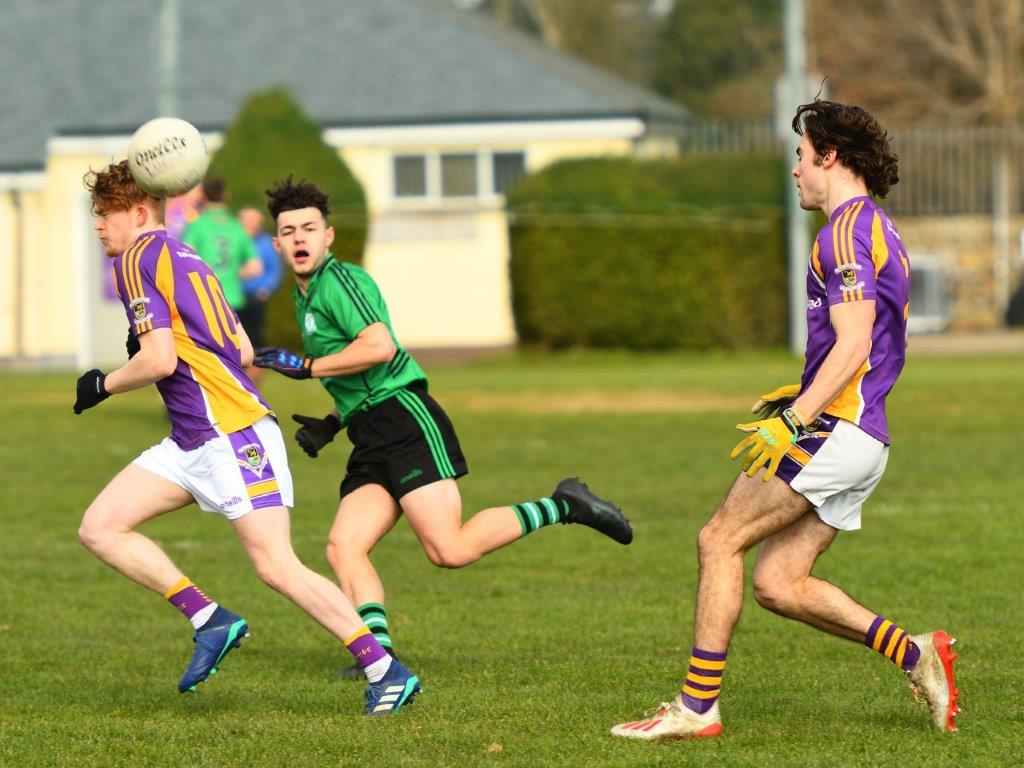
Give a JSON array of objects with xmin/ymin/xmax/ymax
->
[{"xmin": 135, "ymin": 136, "xmax": 188, "ymax": 166}]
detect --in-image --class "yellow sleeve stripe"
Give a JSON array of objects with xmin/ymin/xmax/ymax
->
[
  {"xmin": 840, "ymin": 202, "xmax": 867, "ymax": 302},
  {"xmin": 831, "ymin": 208, "xmax": 845, "ymax": 268},
  {"xmin": 122, "ymin": 235, "xmax": 155, "ymax": 300},
  {"xmin": 871, "ymin": 212, "xmax": 890, "ymax": 277},
  {"xmin": 128, "ymin": 235, "xmax": 150, "ymax": 299},
  {"xmin": 811, "ymin": 240, "xmax": 824, "ymax": 281},
  {"xmin": 246, "ymin": 479, "xmax": 279, "ymax": 499},
  {"xmin": 120, "ymin": 238, "xmax": 143, "ymax": 299}
]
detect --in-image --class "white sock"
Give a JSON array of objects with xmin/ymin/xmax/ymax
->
[
  {"xmin": 364, "ymin": 655, "xmax": 393, "ymax": 683},
  {"xmin": 190, "ymin": 602, "xmax": 218, "ymax": 630}
]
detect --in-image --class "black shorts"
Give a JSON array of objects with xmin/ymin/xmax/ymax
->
[{"xmin": 339, "ymin": 384, "xmax": 468, "ymax": 501}]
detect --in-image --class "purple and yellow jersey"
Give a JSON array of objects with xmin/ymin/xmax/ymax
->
[
  {"xmin": 802, "ymin": 196, "xmax": 910, "ymax": 445},
  {"xmin": 112, "ymin": 230, "xmax": 270, "ymax": 449}
]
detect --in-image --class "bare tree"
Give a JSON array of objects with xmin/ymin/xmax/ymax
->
[{"xmin": 811, "ymin": 0, "xmax": 1023, "ymax": 127}]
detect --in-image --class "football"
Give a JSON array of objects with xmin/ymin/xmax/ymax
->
[{"xmin": 126, "ymin": 117, "xmax": 210, "ymax": 197}]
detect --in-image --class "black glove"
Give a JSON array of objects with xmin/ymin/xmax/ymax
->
[
  {"xmin": 292, "ymin": 413, "xmax": 342, "ymax": 458},
  {"xmin": 73, "ymin": 369, "xmax": 110, "ymax": 414},
  {"xmin": 126, "ymin": 330, "xmax": 141, "ymax": 360}
]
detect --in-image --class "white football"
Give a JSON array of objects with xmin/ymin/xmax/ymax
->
[{"xmin": 127, "ymin": 117, "xmax": 210, "ymax": 197}]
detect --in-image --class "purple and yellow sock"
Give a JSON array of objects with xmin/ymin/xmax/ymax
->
[
  {"xmin": 865, "ymin": 616, "xmax": 920, "ymax": 671},
  {"xmin": 680, "ymin": 647, "xmax": 727, "ymax": 714},
  {"xmin": 344, "ymin": 626, "xmax": 392, "ymax": 683},
  {"xmin": 164, "ymin": 578, "xmax": 217, "ymax": 628}
]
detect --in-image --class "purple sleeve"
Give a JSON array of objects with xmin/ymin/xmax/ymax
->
[
  {"xmin": 818, "ymin": 206, "xmax": 877, "ymax": 306},
  {"xmin": 120, "ymin": 236, "xmax": 172, "ymax": 335}
]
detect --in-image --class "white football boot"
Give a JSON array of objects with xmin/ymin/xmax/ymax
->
[
  {"xmin": 611, "ymin": 698, "xmax": 723, "ymax": 741},
  {"xmin": 905, "ymin": 630, "xmax": 960, "ymax": 732}
]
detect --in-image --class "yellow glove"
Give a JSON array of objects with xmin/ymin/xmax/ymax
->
[
  {"xmin": 750, "ymin": 384, "xmax": 801, "ymax": 421},
  {"xmin": 730, "ymin": 409, "xmax": 804, "ymax": 481}
]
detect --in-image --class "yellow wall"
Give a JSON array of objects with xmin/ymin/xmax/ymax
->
[
  {"xmin": 338, "ymin": 136, "xmax": 636, "ymax": 348},
  {"xmin": 14, "ymin": 130, "xmax": 646, "ymax": 360},
  {"xmin": 0, "ymin": 193, "xmax": 15, "ymax": 356},
  {"xmin": 0, "ymin": 188, "xmax": 45, "ymax": 358},
  {"xmin": 7, "ymin": 153, "xmax": 122, "ymax": 363}
]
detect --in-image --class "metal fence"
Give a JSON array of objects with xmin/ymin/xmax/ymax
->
[{"xmin": 677, "ymin": 120, "xmax": 1024, "ymax": 216}]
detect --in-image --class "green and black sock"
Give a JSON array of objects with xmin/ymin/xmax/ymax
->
[
  {"xmin": 357, "ymin": 602, "xmax": 393, "ymax": 653},
  {"xmin": 511, "ymin": 497, "xmax": 569, "ymax": 537}
]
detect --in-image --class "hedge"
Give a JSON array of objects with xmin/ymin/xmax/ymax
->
[
  {"xmin": 206, "ymin": 88, "xmax": 367, "ymax": 349},
  {"xmin": 506, "ymin": 155, "xmax": 789, "ymax": 349}
]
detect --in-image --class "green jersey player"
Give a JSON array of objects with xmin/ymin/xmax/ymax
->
[
  {"xmin": 254, "ymin": 176, "xmax": 632, "ymax": 678},
  {"xmin": 182, "ymin": 177, "xmax": 261, "ymax": 311}
]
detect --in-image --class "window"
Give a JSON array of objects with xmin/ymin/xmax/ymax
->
[
  {"xmin": 441, "ymin": 153, "xmax": 478, "ymax": 197},
  {"xmin": 492, "ymin": 152, "xmax": 526, "ymax": 194},
  {"xmin": 391, "ymin": 150, "xmax": 527, "ymax": 202},
  {"xmin": 394, "ymin": 155, "xmax": 427, "ymax": 197}
]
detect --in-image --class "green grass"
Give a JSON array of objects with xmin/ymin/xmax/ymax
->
[{"xmin": 1, "ymin": 350, "xmax": 1021, "ymax": 767}]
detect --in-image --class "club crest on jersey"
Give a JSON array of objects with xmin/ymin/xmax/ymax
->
[
  {"xmin": 835, "ymin": 264, "xmax": 862, "ymax": 290},
  {"xmin": 304, "ymin": 312, "xmax": 317, "ymax": 333},
  {"xmin": 131, "ymin": 296, "xmax": 151, "ymax": 320},
  {"xmin": 237, "ymin": 443, "xmax": 269, "ymax": 477}
]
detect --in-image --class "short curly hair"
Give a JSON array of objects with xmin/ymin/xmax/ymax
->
[
  {"xmin": 265, "ymin": 175, "xmax": 330, "ymax": 222},
  {"xmin": 83, "ymin": 160, "xmax": 166, "ymax": 219},
  {"xmin": 792, "ymin": 99, "xmax": 899, "ymax": 198}
]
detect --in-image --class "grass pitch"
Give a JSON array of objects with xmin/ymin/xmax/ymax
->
[{"xmin": 1, "ymin": 350, "xmax": 1021, "ymax": 767}]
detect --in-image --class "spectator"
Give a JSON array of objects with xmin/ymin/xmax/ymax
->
[
  {"xmin": 182, "ymin": 178, "xmax": 261, "ymax": 314},
  {"xmin": 164, "ymin": 184, "xmax": 203, "ymax": 241},
  {"xmin": 237, "ymin": 207, "xmax": 284, "ymax": 363}
]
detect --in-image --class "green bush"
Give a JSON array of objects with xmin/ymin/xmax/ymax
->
[
  {"xmin": 206, "ymin": 88, "xmax": 367, "ymax": 349},
  {"xmin": 506, "ymin": 155, "xmax": 789, "ymax": 349}
]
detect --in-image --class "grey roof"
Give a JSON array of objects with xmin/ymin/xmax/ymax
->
[{"xmin": 0, "ymin": 0, "xmax": 689, "ymax": 170}]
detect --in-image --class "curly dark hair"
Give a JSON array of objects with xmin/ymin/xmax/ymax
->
[
  {"xmin": 83, "ymin": 160, "xmax": 166, "ymax": 219},
  {"xmin": 792, "ymin": 99, "xmax": 899, "ymax": 198},
  {"xmin": 265, "ymin": 175, "xmax": 330, "ymax": 222}
]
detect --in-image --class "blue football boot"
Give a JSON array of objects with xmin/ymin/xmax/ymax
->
[
  {"xmin": 178, "ymin": 606, "xmax": 249, "ymax": 693},
  {"xmin": 363, "ymin": 659, "xmax": 422, "ymax": 715}
]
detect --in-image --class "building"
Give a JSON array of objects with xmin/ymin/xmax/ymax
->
[{"xmin": 0, "ymin": 0, "xmax": 688, "ymax": 365}]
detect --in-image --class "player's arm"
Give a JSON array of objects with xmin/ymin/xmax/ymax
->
[
  {"xmin": 104, "ymin": 328, "xmax": 178, "ymax": 393},
  {"xmin": 310, "ymin": 323, "xmax": 395, "ymax": 377},
  {"xmin": 237, "ymin": 321, "xmax": 255, "ymax": 367},
  {"xmin": 731, "ymin": 216, "xmax": 876, "ymax": 481},
  {"xmin": 239, "ymin": 229, "xmax": 263, "ymax": 280},
  {"xmin": 790, "ymin": 301, "xmax": 874, "ymax": 422},
  {"xmin": 74, "ymin": 242, "xmax": 178, "ymax": 414},
  {"xmin": 254, "ymin": 322, "xmax": 394, "ymax": 380}
]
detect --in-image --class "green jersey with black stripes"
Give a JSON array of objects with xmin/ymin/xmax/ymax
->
[{"xmin": 294, "ymin": 255, "xmax": 426, "ymax": 424}]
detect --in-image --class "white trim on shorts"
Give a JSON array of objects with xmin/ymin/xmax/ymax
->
[
  {"xmin": 789, "ymin": 419, "xmax": 888, "ymax": 531},
  {"xmin": 132, "ymin": 415, "xmax": 294, "ymax": 520}
]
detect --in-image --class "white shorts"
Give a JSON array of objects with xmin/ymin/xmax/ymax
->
[
  {"xmin": 777, "ymin": 418, "xmax": 888, "ymax": 531},
  {"xmin": 133, "ymin": 415, "xmax": 294, "ymax": 520}
]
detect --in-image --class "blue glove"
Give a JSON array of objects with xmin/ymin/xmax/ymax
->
[{"xmin": 253, "ymin": 347, "xmax": 314, "ymax": 379}]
